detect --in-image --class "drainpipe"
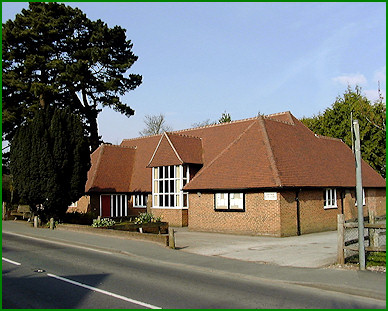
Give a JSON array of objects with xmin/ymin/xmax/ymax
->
[
  {"xmin": 340, "ymin": 191, "xmax": 345, "ymax": 214},
  {"xmin": 295, "ymin": 189, "xmax": 301, "ymax": 236}
]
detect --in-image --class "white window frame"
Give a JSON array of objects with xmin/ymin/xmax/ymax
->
[
  {"xmin": 152, "ymin": 165, "xmax": 189, "ymax": 209},
  {"xmin": 324, "ymin": 188, "xmax": 337, "ymax": 209},
  {"xmin": 110, "ymin": 194, "xmax": 128, "ymax": 217},
  {"xmin": 215, "ymin": 192, "xmax": 245, "ymax": 211},
  {"xmin": 133, "ymin": 194, "xmax": 148, "ymax": 208},
  {"xmin": 355, "ymin": 188, "xmax": 366, "ymax": 206}
]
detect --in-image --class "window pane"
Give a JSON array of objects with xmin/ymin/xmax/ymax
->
[
  {"xmin": 183, "ymin": 193, "xmax": 188, "ymax": 207},
  {"xmin": 154, "ymin": 181, "xmax": 158, "ymax": 193},
  {"xmin": 215, "ymin": 193, "xmax": 228, "ymax": 210},
  {"xmin": 165, "ymin": 166, "xmax": 169, "ymax": 178},
  {"xmin": 230, "ymin": 193, "xmax": 244, "ymax": 210},
  {"xmin": 165, "ymin": 180, "xmax": 169, "ymax": 193},
  {"xmin": 122, "ymin": 195, "xmax": 126, "ymax": 215},
  {"xmin": 176, "ymin": 180, "xmax": 181, "ymax": 192},
  {"xmin": 112, "ymin": 196, "xmax": 116, "ymax": 217},
  {"xmin": 159, "ymin": 167, "xmax": 163, "ymax": 179},
  {"xmin": 170, "ymin": 194, "xmax": 175, "ymax": 207},
  {"xmin": 183, "ymin": 165, "xmax": 188, "ymax": 178},
  {"xmin": 165, "ymin": 194, "xmax": 169, "ymax": 207},
  {"xmin": 176, "ymin": 194, "xmax": 180, "ymax": 207},
  {"xmin": 154, "ymin": 167, "xmax": 158, "ymax": 179},
  {"xmin": 170, "ymin": 166, "xmax": 175, "ymax": 178},
  {"xmin": 159, "ymin": 195, "xmax": 164, "ymax": 207},
  {"xmin": 159, "ymin": 181, "xmax": 164, "ymax": 193},
  {"xmin": 154, "ymin": 195, "xmax": 158, "ymax": 206},
  {"xmin": 175, "ymin": 165, "xmax": 180, "ymax": 178},
  {"xmin": 170, "ymin": 180, "xmax": 174, "ymax": 193}
]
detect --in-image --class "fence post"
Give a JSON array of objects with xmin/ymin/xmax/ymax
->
[
  {"xmin": 2, "ymin": 202, "xmax": 7, "ymax": 220},
  {"xmin": 169, "ymin": 228, "xmax": 175, "ymax": 249},
  {"xmin": 49, "ymin": 218, "xmax": 54, "ymax": 230},
  {"xmin": 337, "ymin": 214, "xmax": 345, "ymax": 265},
  {"xmin": 34, "ymin": 216, "xmax": 38, "ymax": 228},
  {"xmin": 369, "ymin": 210, "xmax": 379, "ymax": 248}
]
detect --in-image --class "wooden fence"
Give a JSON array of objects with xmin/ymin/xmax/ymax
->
[{"xmin": 337, "ymin": 213, "xmax": 386, "ymax": 265}]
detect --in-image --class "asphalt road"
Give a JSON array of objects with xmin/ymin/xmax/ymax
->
[{"xmin": 2, "ymin": 232, "xmax": 386, "ymax": 309}]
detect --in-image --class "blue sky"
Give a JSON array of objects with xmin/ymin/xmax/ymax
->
[{"xmin": 2, "ymin": 2, "xmax": 386, "ymax": 144}]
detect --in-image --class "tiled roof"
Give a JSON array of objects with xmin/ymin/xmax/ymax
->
[
  {"xmin": 85, "ymin": 144, "xmax": 136, "ymax": 193},
  {"xmin": 185, "ymin": 112, "xmax": 385, "ymax": 190},
  {"xmin": 85, "ymin": 111, "xmax": 385, "ymax": 194},
  {"xmin": 120, "ymin": 135, "xmax": 161, "ymax": 192},
  {"xmin": 147, "ymin": 133, "xmax": 203, "ymax": 167}
]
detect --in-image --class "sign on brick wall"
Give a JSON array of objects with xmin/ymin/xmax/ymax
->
[{"xmin": 264, "ymin": 192, "xmax": 277, "ymax": 200}]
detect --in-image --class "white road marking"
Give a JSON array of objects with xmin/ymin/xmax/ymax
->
[
  {"xmin": 47, "ymin": 273, "xmax": 162, "ymax": 309},
  {"xmin": 3, "ymin": 231, "xmax": 113, "ymax": 255},
  {"xmin": 2, "ymin": 257, "xmax": 21, "ymax": 266}
]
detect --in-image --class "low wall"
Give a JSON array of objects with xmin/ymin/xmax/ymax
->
[{"xmin": 56, "ymin": 223, "xmax": 169, "ymax": 246}]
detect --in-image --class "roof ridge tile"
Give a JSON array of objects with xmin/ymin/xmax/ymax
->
[
  {"xmin": 186, "ymin": 120, "xmax": 258, "ymax": 186},
  {"xmin": 315, "ymin": 134, "xmax": 343, "ymax": 142},
  {"xmin": 173, "ymin": 117, "xmax": 258, "ymax": 133},
  {"xmin": 166, "ymin": 132, "xmax": 202, "ymax": 140},
  {"xmin": 259, "ymin": 117, "xmax": 282, "ymax": 187}
]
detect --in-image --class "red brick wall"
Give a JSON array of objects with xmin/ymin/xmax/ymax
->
[
  {"xmin": 188, "ymin": 192, "xmax": 281, "ymax": 236},
  {"xmin": 128, "ymin": 195, "xmax": 146, "ymax": 216},
  {"xmin": 151, "ymin": 208, "xmax": 188, "ymax": 227},
  {"xmin": 66, "ymin": 195, "xmax": 90, "ymax": 214},
  {"xmin": 279, "ymin": 190, "xmax": 339, "ymax": 236},
  {"xmin": 342, "ymin": 188, "xmax": 386, "ymax": 221},
  {"xmin": 365, "ymin": 188, "xmax": 386, "ymax": 218}
]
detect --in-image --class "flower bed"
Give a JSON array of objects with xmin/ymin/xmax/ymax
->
[{"xmin": 113, "ymin": 221, "xmax": 168, "ymax": 234}]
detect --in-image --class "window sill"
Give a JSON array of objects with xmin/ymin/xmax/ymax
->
[
  {"xmin": 215, "ymin": 209, "xmax": 245, "ymax": 212},
  {"xmin": 152, "ymin": 206, "xmax": 188, "ymax": 210},
  {"xmin": 324, "ymin": 205, "xmax": 338, "ymax": 210}
]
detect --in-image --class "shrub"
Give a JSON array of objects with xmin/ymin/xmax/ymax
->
[
  {"xmin": 62, "ymin": 211, "xmax": 95, "ymax": 225},
  {"xmin": 92, "ymin": 218, "xmax": 116, "ymax": 228},
  {"xmin": 134, "ymin": 213, "xmax": 161, "ymax": 225}
]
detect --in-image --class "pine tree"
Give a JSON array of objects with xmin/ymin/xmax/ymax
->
[{"xmin": 3, "ymin": 2, "xmax": 142, "ymax": 155}]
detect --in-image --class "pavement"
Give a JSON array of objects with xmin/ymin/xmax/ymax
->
[
  {"xmin": 172, "ymin": 227, "xmax": 338, "ymax": 268},
  {"xmin": 2, "ymin": 220, "xmax": 386, "ymax": 302}
]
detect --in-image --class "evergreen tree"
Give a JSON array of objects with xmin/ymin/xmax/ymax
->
[
  {"xmin": 218, "ymin": 111, "xmax": 232, "ymax": 123},
  {"xmin": 3, "ymin": 2, "xmax": 142, "ymax": 155},
  {"xmin": 301, "ymin": 86, "xmax": 386, "ymax": 177},
  {"xmin": 10, "ymin": 107, "xmax": 90, "ymax": 221}
]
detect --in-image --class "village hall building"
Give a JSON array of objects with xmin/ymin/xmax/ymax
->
[{"xmin": 69, "ymin": 111, "xmax": 386, "ymax": 237}]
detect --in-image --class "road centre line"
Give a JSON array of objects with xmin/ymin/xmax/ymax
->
[
  {"xmin": 47, "ymin": 273, "xmax": 162, "ymax": 309},
  {"xmin": 3, "ymin": 231, "xmax": 113, "ymax": 255},
  {"xmin": 2, "ymin": 257, "xmax": 21, "ymax": 266}
]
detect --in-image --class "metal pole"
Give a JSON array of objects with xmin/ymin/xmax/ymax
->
[{"xmin": 353, "ymin": 119, "xmax": 365, "ymax": 270}]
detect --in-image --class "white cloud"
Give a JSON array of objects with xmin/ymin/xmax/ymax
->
[
  {"xmin": 364, "ymin": 89, "xmax": 386, "ymax": 103},
  {"xmin": 332, "ymin": 73, "xmax": 367, "ymax": 86},
  {"xmin": 373, "ymin": 66, "xmax": 386, "ymax": 86}
]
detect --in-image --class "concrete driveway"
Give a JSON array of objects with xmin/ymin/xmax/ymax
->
[{"xmin": 173, "ymin": 228, "xmax": 338, "ymax": 268}]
